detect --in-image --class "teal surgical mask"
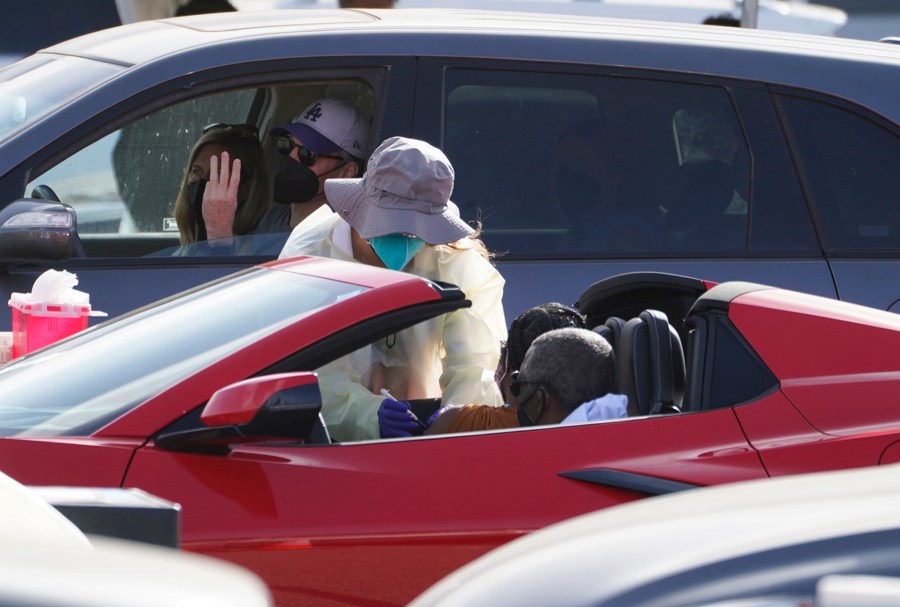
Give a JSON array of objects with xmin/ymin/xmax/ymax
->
[{"xmin": 369, "ymin": 233, "xmax": 426, "ymax": 271}]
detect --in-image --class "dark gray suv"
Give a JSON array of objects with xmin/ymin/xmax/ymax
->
[{"xmin": 0, "ymin": 9, "xmax": 897, "ymax": 325}]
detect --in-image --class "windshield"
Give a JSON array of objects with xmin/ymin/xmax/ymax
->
[
  {"xmin": 0, "ymin": 267, "xmax": 368, "ymax": 437},
  {"xmin": 0, "ymin": 56, "xmax": 123, "ymax": 141}
]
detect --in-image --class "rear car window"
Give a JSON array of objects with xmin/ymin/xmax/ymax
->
[
  {"xmin": 778, "ymin": 95, "xmax": 900, "ymax": 253},
  {"xmin": 443, "ymin": 68, "xmax": 752, "ymax": 258}
]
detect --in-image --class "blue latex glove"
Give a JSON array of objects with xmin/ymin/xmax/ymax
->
[
  {"xmin": 378, "ymin": 398, "xmax": 421, "ymax": 438},
  {"xmin": 427, "ymin": 405, "xmax": 453, "ymax": 426}
]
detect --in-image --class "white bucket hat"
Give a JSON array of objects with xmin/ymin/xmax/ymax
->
[{"xmin": 324, "ymin": 136, "xmax": 474, "ymax": 245}]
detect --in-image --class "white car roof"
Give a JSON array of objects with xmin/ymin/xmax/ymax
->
[{"xmin": 240, "ymin": 0, "xmax": 848, "ymax": 36}]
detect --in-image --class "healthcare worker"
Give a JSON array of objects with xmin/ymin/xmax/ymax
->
[{"xmin": 279, "ymin": 136, "xmax": 507, "ymax": 441}]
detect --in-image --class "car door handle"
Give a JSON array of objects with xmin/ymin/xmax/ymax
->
[{"xmin": 559, "ymin": 468, "xmax": 700, "ymax": 496}]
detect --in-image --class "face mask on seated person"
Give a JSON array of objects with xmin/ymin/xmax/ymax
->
[
  {"xmin": 187, "ymin": 179, "xmax": 208, "ymax": 241},
  {"xmin": 273, "ymin": 157, "xmax": 320, "ymax": 204},
  {"xmin": 369, "ymin": 233, "xmax": 426, "ymax": 271}
]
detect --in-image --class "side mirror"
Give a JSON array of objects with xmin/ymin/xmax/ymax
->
[
  {"xmin": 156, "ymin": 372, "xmax": 327, "ymax": 454},
  {"xmin": 0, "ymin": 199, "xmax": 84, "ymax": 262}
]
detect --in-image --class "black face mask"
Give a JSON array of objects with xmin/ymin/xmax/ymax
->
[
  {"xmin": 273, "ymin": 157, "xmax": 319, "ymax": 204},
  {"xmin": 516, "ymin": 389, "xmax": 545, "ymax": 427},
  {"xmin": 555, "ymin": 167, "xmax": 603, "ymax": 223},
  {"xmin": 187, "ymin": 179, "xmax": 208, "ymax": 241}
]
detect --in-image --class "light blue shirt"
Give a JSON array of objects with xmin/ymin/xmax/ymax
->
[{"xmin": 562, "ymin": 393, "xmax": 628, "ymax": 424}]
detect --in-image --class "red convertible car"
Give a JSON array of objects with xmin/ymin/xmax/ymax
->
[{"xmin": 0, "ymin": 257, "xmax": 898, "ymax": 606}]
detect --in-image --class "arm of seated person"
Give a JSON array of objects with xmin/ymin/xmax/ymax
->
[
  {"xmin": 425, "ymin": 403, "xmax": 519, "ymax": 435},
  {"xmin": 424, "ymin": 405, "xmax": 465, "ymax": 435}
]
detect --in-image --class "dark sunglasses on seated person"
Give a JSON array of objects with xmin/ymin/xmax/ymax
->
[
  {"xmin": 508, "ymin": 370, "xmax": 549, "ymax": 398},
  {"xmin": 274, "ymin": 137, "xmax": 345, "ymax": 166}
]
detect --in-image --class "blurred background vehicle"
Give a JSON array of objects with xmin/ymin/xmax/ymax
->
[
  {"xmin": 0, "ymin": 469, "xmax": 272, "ymax": 606},
  {"xmin": 266, "ymin": 0, "xmax": 849, "ymax": 36},
  {"xmin": 0, "ymin": 10, "xmax": 897, "ymax": 329},
  {"xmin": 411, "ymin": 462, "xmax": 900, "ymax": 607}
]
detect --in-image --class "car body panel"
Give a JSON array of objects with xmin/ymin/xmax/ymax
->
[
  {"xmin": 0, "ymin": 437, "xmax": 142, "ymax": 486},
  {"xmin": 0, "ymin": 467, "xmax": 272, "ymax": 606},
  {"xmin": 0, "ymin": 263, "xmax": 897, "ymax": 604},
  {"xmin": 410, "ymin": 462, "xmax": 900, "ymax": 607},
  {"xmin": 121, "ymin": 407, "xmax": 764, "ymax": 604},
  {"xmin": 501, "ymin": 258, "xmax": 838, "ymax": 326}
]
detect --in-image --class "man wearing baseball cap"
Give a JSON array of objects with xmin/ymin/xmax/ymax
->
[
  {"xmin": 279, "ymin": 136, "xmax": 507, "ymax": 442},
  {"xmin": 203, "ymin": 97, "xmax": 370, "ymax": 243}
]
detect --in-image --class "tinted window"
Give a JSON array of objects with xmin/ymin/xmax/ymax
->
[
  {"xmin": 779, "ymin": 95, "xmax": 900, "ymax": 253},
  {"xmin": 0, "ymin": 56, "xmax": 123, "ymax": 140},
  {"xmin": 28, "ymin": 89, "xmax": 258, "ymax": 239},
  {"xmin": 443, "ymin": 69, "xmax": 751, "ymax": 258},
  {"xmin": 25, "ymin": 79, "xmax": 376, "ymax": 257}
]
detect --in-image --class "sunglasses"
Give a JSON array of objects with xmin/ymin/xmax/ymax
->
[
  {"xmin": 202, "ymin": 122, "xmax": 260, "ymax": 137},
  {"xmin": 275, "ymin": 137, "xmax": 345, "ymax": 166},
  {"xmin": 508, "ymin": 370, "xmax": 546, "ymax": 398}
]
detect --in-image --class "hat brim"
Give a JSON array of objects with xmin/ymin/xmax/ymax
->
[
  {"xmin": 268, "ymin": 123, "xmax": 342, "ymax": 154},
  {"xmin": 325, "ymin": 178, "xmax": 474, "ymax": 245}
]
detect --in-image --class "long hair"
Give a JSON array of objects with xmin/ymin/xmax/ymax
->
[
  {"xmin": 173, "ymin": 125, "xmax": 271, "ymax": 245},
  {"xmin": 436, "ymin": 222, "xmax": 493, "ymax": 261}
]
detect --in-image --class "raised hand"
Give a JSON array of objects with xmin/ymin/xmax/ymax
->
[{"xmin": 202, "ymin": 151, "xmax": 242, "ymax": 241}]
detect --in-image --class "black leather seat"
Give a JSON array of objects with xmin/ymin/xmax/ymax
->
[
  {"xmin": 592, "ymin": 316, "xmax": 626, "ymax": 351},
  {"xmin": 617, "ymin": 309, "xmax": 685, "ymax": 416}
]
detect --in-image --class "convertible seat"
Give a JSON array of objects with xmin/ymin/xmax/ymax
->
[
  {"xmin": 592, "ymin": 316, "xmax": 626, "ymax": 351},
  {"xmin": 617, "ymin": 309, "xmax": 685, "ymax": 416},
  {"xmin": 592, "ymin": 316, "xmax": 626, "ymax": 393}
]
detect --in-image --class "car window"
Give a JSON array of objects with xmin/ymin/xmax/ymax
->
[
  {"xmin": 25, "ymin": 79, "xmax": 376, "ymax": 258},
  {"xmin": 0, "ymin": 56, "xmax": 123, "ymax": 140},
  {"xmin": 443, "ymin": 69, "xmax": 751, "ymax": 258},
  {"xmin": 27, "ymin": 89, "xmax": 258, "ymax": 242},
  {"xmin": 0, "ymin": 268, "xmax": 368, "ymax": 437},
  {"xmin": 778, "ymin": 95, "xmax": 900, "ymax": 253}
]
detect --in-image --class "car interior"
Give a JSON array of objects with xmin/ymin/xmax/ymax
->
[
  {"xmin": 25, "ymin": 78, "xmax": 378, "ymax": 259},
  {"xmin": 576, "ymin": 271, "xmax": 778, "ymax": 418}
]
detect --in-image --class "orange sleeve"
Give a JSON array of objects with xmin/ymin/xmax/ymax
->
[{"xmin": 447, "ymin": 404, "xmax": 519, "ymax": 433}]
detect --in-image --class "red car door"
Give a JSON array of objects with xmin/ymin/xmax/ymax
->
[
  {"xmin": 726, "ymin": 288, "xmax": 900, "ymax": 476},
  {"xmin": 123, "ymin": 406, "xmax": 765, "ymax": 606}
]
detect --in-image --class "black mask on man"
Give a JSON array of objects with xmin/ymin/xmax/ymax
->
[
  {"xmin": 187, "ymin": 179, "xmax": 208, "ymax": 241},
  {"xmin": 273, "ymin": 157, "xmax": 319, "ymax": 204},
  {"xmin": 515, "ymin": 386, "xmax": 545, "ymax": 427}
]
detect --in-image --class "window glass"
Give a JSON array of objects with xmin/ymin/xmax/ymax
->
[
  {"xmin": 0, "ymin": 268, "xmax": 367, "ymax": 437},
  {"xmin": 443, "ymin": 69, "xmax": 750, "ymax": 258},
  {"xmin": 28, "ymin": 89, "xmax": 258, "ymax": 239},
  {"xmin": 0, "ymin": 56, "xmax": 123, "ymax": 141},
  {"xmin": 779, "ymin": 96, "xmax": 900, "ymax": 252},
  {"xmin": 26, "ymin": 78, "xmax": 376, "ymax": 259}
]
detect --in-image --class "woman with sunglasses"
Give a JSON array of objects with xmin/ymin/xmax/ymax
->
[{"xmin": 172, "ymin": 122, "xmax": 271, "ymax": 252}]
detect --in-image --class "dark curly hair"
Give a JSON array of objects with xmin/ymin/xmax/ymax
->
[{"xmin": 505, "ymin": 302, "xmax": 586, "ymax": 373}]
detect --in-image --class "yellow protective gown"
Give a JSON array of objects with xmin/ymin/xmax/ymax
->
[{"xmin": 279, "ymin": 206, "xmax": 507, "ymax": 441}]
